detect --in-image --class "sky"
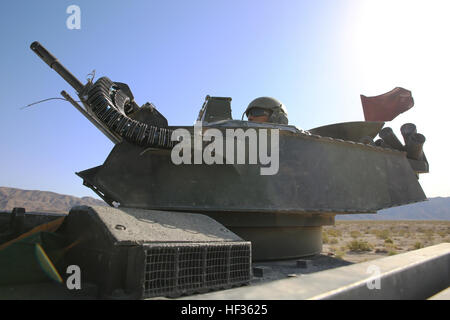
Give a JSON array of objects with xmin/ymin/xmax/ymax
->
[{"xmin": 0, "ymin": 0, "xmax": 449, "ymax": 198}]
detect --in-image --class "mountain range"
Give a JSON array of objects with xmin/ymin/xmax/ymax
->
[
  {"xmin": 336, "ymin": 197, "xmax": 450, "ymax": 220},
  {"xmin": 0, "ymin": 186, "xmax": 449, "ymax": 220},
  {"xmin": 0, "ymin": 187, "xmax": 106, "ymax": 213}
]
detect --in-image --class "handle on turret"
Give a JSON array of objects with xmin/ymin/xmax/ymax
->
[{"xmin": 30, "ymin": 41, "xmax": 85, "ymax": 94}]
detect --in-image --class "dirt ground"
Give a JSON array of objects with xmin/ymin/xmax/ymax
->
[{"xmin": 322, "ymin": 220, "xmax": 450, "ymax": 263}]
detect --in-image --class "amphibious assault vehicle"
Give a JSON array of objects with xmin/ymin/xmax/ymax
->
[{"xmin": 0, "ymin": 42, "xmax": 430, "ymax": 299}]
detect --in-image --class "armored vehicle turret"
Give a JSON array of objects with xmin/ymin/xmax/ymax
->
[
  {"xmin": 29, "ymin": 41, "xmax": 428, "ymax": 261},
  {"xmin": 0, "ymin": 42, "xmax": 429, "ymax": 298}
]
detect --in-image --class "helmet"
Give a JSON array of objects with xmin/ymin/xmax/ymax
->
[{"xmin": 243, "ymin": 97, "xmax": 288, "ymax": 125}]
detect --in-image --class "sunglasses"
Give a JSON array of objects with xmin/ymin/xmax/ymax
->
[{"xmin": 247, "ymin": 107, "xmax": 272, "ymax": 117}]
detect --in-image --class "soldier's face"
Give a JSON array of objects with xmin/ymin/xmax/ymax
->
[
  {"xmin": 247, "ymin": 107, "xmax": 271, "ymax": 123},
  {"xmin": 248, "ymin": 114, "xmax": 270, "ymax": 123}
]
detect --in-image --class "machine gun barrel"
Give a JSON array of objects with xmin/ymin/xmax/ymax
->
[{"xmin": 30, "ymin": 41, "xmax": 85, "ymax": 93}]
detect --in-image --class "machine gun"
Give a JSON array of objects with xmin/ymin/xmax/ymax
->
[{"xmin": 30, "ymin": 41, "xmax": 173, "ymax": 148}]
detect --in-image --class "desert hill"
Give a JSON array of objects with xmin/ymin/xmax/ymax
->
[
  {"xmin": 1, "ymin": 186, "xmax": 449, "ymax": 220},
  {"xmin": 0, "ymin": 187, "xmax": 106, "ymax": 213}
]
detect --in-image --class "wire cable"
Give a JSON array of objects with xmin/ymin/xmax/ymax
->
[{"xmin": 20, "ymin": 97, "xmax": 81, "ymax": 110}]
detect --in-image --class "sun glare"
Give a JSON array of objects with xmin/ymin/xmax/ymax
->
[{"xmin": 347, "ymin": 0, "xmax": 450, "ymax": 196}]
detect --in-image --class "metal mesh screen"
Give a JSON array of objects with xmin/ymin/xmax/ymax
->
[{"xmin": 143, "ymin": 242, "xmax": 251, "ymax": 298}]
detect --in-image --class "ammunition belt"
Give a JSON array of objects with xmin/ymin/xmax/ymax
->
[{"xmin": 86, "ymin": 77, "xmax": 176, "ymax": 149}]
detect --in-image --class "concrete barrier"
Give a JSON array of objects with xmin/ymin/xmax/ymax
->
[{"xmin": 185, "ymin": 243, "xmax": 450, "ymax": 300}]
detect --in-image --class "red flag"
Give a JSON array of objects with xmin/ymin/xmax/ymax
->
[{"xmin": 361, "ymin": 87, "xmax": 414, "ymax": 121}]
